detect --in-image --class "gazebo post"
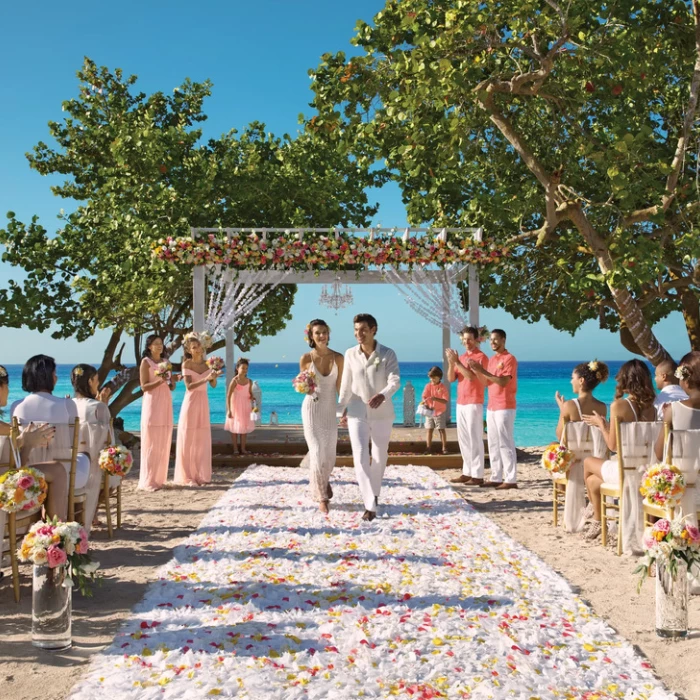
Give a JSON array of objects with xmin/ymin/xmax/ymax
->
[
  {"xmin": 442, "ymin": 280, "xmax": 452, "ymax": 425},
  {"xmin": 193, "ymin": 266, "xmax": 205, "ymax": 332},
  {"xmin": 225, "ymin": 267, "xmax": 236, "ymax": 391}
]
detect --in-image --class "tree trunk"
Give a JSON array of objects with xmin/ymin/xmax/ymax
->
[
  {"xmin": 680, "ymin": 288, "xmax": 700, "ymax": 351},
  {"xmin": 108, "ymin": 372, "xmax": 142, "ymax": 419},
  {"xmin": 97, "ymin": 328, "xmax": 123, "ymax": 384},
  {"xmin": 568, "ymin": 206, "xmax": 672, "ymax": 366}
]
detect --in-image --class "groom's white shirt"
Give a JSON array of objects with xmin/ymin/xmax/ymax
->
[{"xmin": 337, "ymin": 342, "xmax": 401, "ymax": 421}]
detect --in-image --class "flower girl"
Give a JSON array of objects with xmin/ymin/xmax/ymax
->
[{"xmin": 225, "ymin": 358, "xmax": 256, "ymax": 455}]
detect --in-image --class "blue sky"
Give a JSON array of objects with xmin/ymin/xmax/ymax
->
[{"xmin": 0, "ymin": 0, "xmax": 689, "ymax": 365}]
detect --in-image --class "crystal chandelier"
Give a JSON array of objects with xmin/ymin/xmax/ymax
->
[{"xmin": 319, "ymin": 276, "xmax": 354, "ymax": 312}]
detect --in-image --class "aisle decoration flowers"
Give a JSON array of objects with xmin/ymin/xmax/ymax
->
[
  {"xmin": 154, "ymin": 361, "xmax": 172, "ymax": 378},
  {"xmin": 635, "ymin": 515, "xmax": 700, "ymax": 590},
  {"xmin": 541, "ymin": 442, "xmax": 575, "ymax": 475},
  {"xmin": 292, "ymin": 369, "xmax": 318, "ymax": 401},
  {"xmin": 98, "ymin": 445, "xmax": 134, "ymax": 478},
  {"xmin": 18, "ymin": 517, "xmax": 99, "ymax": 595},
  {"xmin": 153, "ymin": 231, "xmax": 509, "ymax": 272},
  {"xmin": 639, "ymin": 463, "xmax": 685, "ymax": 509},
  {"xmin": 0, "ymin": 467, "xmax": 48, "ymax": 512},
  {"xmin": 206, "ymin": 356, "xmax": 225, "ymax": 372}
]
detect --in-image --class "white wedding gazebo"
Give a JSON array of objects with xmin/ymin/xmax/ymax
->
[{"xmin": 155, "ymin": 226, "xmax": 502, "ymax": 422}]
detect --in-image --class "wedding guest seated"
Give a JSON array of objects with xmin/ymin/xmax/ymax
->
[
  {"xmin": 11, "ymin": 355, "xmax": 90, "ymax": 499},
  {"xmin": 555, "ymin": 360, "xmax": 609, "ymax": 439},
  {"xmin": 653, "ymin": 358, "xmax": 688, "ymax": 419},
  {"xmin": 582, "ymin": 359, "xmax": 656, "ymax": 541},
  {"xmin": 655, "ymin": 351, "xmax": 700, "ymax": 460},
  {"xmin": 72, "ymin": 364, "xmax": 112, "ymax": 531},
  {"xmin": 0, "ymin": 363, "xmax": 67, "ymax": 519}
]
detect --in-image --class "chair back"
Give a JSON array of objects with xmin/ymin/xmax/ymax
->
[
  {"xmin": 665, "ymin": 428, "xmax": 700, "ymax": 485},
  {"xmin": 617, "ymin": 418, "xmax": 663, "ymax": 483},
  {"xmin": 562, "ymin": 420, "xmax": 595, "ymax": 460},
  {"xmin": 0, "ymin": 419, "xmax": 21, "ymax": 472}
]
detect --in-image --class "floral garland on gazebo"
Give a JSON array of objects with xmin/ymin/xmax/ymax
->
[{"xmin": 153, "ymin": 232, "xmax": 508, "ymax": 270}]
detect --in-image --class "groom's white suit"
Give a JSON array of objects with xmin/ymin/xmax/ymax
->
[{"xmin": 337, "ymin": 342, "xmax": 401, "ymax": 512}]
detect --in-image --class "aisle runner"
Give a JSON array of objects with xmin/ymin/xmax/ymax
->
[{"xmin": 70, "ymin": 466, "xmax": 674, "ymax": 699}]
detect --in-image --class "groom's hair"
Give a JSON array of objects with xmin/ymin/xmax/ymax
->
[{"xmin": 354, "ymin": 313, "xmax": 378, "ymax": 332}]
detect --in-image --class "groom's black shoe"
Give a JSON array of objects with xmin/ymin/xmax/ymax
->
[{"xmin": 362, "ymin": 510, "xmax": 376, "ymax": 522}]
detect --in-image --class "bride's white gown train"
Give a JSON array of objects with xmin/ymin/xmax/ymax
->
[{"xmin": 301, "ymin": 360, "xmax": 338, "ymax": 502}]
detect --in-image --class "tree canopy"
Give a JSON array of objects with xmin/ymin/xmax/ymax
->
[
  {"xmin": 0, "ymin": 58, "xmax": 379, "ymax": 413},
  {"xmin": 310, "ymin": 0, "xmax": 700, "ymax": 362}
]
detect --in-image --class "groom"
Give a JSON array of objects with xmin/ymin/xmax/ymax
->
[{"xmin": 338, "ymin": 314, "xmax": 401, "ymax": 521}]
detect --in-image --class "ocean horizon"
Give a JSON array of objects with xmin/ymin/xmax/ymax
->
[{"xmin": 1, "ymin": 361, "xmax": 636, "ymax": 448}]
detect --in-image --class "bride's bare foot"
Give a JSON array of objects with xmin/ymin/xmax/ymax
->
[
  {"xmin": 239, "ymin": 449, "xmax": 249, "ymax": 455},
  {"xmin": 319, "ymin": 500, "xmax": 329, "ymax": 514}
]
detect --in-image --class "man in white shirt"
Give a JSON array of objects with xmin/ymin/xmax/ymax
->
[
  {"xmin": 338, "ymin": 314, "xmax": 401, "ymax": 521},
  {"xmin": 654, "ymin": 358, "xmax": 688, "ymax": 419}
]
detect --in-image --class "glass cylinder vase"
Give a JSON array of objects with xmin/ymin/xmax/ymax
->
[
  {"xmin": 655, "ymin": 559, "xmax": 688, "ymax": 638},
  {"xmin": 32, "ymin": 564, "xmax": 72, "ymax": 650}
]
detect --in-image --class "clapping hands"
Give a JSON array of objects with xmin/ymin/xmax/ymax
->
[
  {"xmin": 582, "ymin": 410, "xmax": 606, "ymax": 430},
  {"xmin": 21, "ymin": 422, "xmax": 56, "ymax": 449},
  {"xmin": 97, "ymin": 386, "xmax": 112, "ymax": 404},
  {"xmin": 445, "ymin": 348, "xmax": 459, "ymax": 363},
  {"xmin": 555, "ymin": 391, "xmax": 566, "ymax": 409}
]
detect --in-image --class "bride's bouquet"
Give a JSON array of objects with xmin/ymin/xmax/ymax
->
[{"xmin": 292, "ymin": 369, "xmax": 318, "ymax": 401}]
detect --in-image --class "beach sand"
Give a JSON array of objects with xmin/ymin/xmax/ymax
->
[{"xmin": 1, "ymin": 452, "xmax": 698, "ymax": 700}]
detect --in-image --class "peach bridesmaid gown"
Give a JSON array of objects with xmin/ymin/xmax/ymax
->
[
  {"xmin": 174, "ymin": 368, "xmax": 212, "ymax": 486},
  {"xmin": 138, "ymin": 358, "xmax": 174, "ymax": 490}
]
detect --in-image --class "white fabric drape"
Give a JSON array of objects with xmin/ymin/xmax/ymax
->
[{"xmin": 562, "ymin": 422, "xmax": 607, "ymax": 533}]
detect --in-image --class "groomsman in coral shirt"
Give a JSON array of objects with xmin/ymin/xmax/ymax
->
[
  {"xmin": 446, "ymin": 327, "xmax": 489, "ymax": 485},
  {"xmin": 468, "ymin": 329, "xmax": 518, "ymax": 490}
]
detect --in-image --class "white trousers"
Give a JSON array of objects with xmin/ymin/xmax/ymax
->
[
  {"xmin": 486, "ymin": 409, "xmax": 517, "ymax": 484},
  {"xmin": 347, "ymin": 417, "xmax": 393, "ymax": 511},
  {"xmin": 456, "ymin": 403, "xmax": 484, "ymax": 478}
]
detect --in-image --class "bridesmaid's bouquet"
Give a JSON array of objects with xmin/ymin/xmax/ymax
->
[
  {"xmin": 292, "ymin": 369, "xmax": 318, "ymax": 401},
  {"xmin": 206, "ymin": 356, "xmax": 225, "ymax": 372},
  {"xmin": 155, "ymin": 361, "xmax": 172, "ymax": 378}
]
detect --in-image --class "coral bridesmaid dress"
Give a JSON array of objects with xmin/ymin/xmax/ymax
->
[
  {"xmin": 138, "ymin": 358, "xmax": 174, "ymax": 490},
  {"xmin": 174, "ymin": 368, "xmax": 212, "ymax": 486}
]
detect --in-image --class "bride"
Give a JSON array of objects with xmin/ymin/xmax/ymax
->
[{"xmin": 299, "ymin": 319, "xmax": 344, "ymax": 514}]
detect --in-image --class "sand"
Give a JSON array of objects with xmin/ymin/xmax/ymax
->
[{"xmin": 1, "ymin": 452, "xmax": 698, "ymax": 700}]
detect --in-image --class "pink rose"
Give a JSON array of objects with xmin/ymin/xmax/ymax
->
[
  {"xmin": 78, "ymin": 529, "xmax": 89, "ymax": 554},
  {"xmin": 46, "ymin": 544, "xmax": 67, "ymax": 568},
  {"xmin": 643, "ymin": 535, "xmax": 656, "ymax": 551},
  {"xmin": 652, "ymin": 519, "xmax": 671, "ymax": 536},
  {"xmin": 686, "ymin": 524, "xmax": 700, "ymax": 543},
  {"xmin": 17, "ymin": 475, "xmax": 34, "ymax": 489}
]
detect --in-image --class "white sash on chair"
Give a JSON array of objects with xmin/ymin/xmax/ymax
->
[
  {"xmin": 620, "ymin": 422, "xmax": 663, "ymax": 555},
  {"xmin": 562, "ymin": 422, "xmax": 598, "ymax": 533}
]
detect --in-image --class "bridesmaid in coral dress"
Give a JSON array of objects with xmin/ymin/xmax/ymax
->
[
  {"xmin": 174, "ymin": 333, "xmax": 221, "ymax": 486},
  {"xmin": 138, "ymin": 335, "xmax": 175, "ymax": 491}
]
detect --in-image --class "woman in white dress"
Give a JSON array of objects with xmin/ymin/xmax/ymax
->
[
  {"xmin": 555, "ymin": 360, "xmax": 609, "ymax": 439},
  {"xmin": 299, "ymin": 319, "xmax": 344, "ymax": 514},
  {"xmin": 582, "ymin": 360, "xmax": 656, "ymax": 540},
  {"xmin": 72, "ymin": 364, "xmax": 112, "ymax": 532}
]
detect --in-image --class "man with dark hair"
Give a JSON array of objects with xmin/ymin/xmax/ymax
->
[
  {"xmin": 446, "ymin": 326, "xmax": 489, "ymax": 485},
  {"xmin": 469, "ymin": 329, "xmax": 518, "ymax": 489},
  {"xmin": 654, "ymin": 358, "xmax": 687, "ymax": 419},
  {"xmin": 338, "ymin": 314, "xmax": 400, "ymax": 521}
]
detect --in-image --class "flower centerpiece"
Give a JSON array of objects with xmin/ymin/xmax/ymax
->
[
  {"xmin": 154, "ymin": 360, "xmax": 172, "ymax": 378},
  {"xmin": 98, "ymin": 445, "xmax": 134, "ymax": 478},
  {"xmin": 541, "ymin": 442, "xmax": 575, "ymax": 475},
  {"xmin": 0, "ymin": 467, "xmax": 48, "ymax": 512},
  {"xmin": 19, "ymin": 517, "xmax": 100, "ymax": 595},
  {"xmin": 292, "ymin": 369, "xmax": 318, "ymax": 401},
  {"xmin": 639, "ymin": 463, "xmax": 685, "ymax": 509},
  {"xmin": 635, "ymin": 516, "xmax": 700, "ymax": 637},
  {"xmin": 206, "ymin": 356, "xmax": 225, "ymax": 372}
]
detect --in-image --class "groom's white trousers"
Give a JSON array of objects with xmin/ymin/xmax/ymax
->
[{"xmin": 347, "ymin": 417, "xmax": 393, "ymax": 512}]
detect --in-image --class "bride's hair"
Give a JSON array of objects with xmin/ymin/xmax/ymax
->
[{"xmin": 306, "ymin": 319, "xmax": 329, "ymax": 348}]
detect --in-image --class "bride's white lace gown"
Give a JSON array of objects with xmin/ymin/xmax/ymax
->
[{"xmin": 301, "ymin": 359, "xmax": 338, "ymax": 502}]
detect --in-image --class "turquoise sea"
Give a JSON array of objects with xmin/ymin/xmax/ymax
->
[{"xmin": 2, "ymin": 361, "xmax": 631, "ymax": 447}]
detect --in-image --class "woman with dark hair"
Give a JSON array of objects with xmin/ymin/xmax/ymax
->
[
  {"xmin": 555, "ymin": 360, "xmax": 609, "ymax": 439},
  {"xmin": 138, "ymin": 335, "xmax": 176, "ymax": 491},
  {"xmin": 225, "ymin": 357, "xmax": 256, "ymax": 455},
  {"xmin": 655, "ymin": 351, "xmax": 700, "ymax": 459},
  {"xmin": 174, "ymin": 333, "xmax": 220, "ymax": 486},
  {"xmin": 71, "ymin": 364, "xmax": 112, "ymax": 531},
  {"xmin": 7, "ymin": 357, "xmax": 78, "ymax": 520},
  {"xmin": 582, "ymin": 359, "xmax": 657, "ymax": 540},
  {"xmin": 299, "ymin": 319, "xmax": 344, "ymax": 514}
]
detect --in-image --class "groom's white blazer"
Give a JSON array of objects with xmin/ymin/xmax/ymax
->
[{"xmin": 337, "ymin": 342, "xmax": 401, "ymax": 422}]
